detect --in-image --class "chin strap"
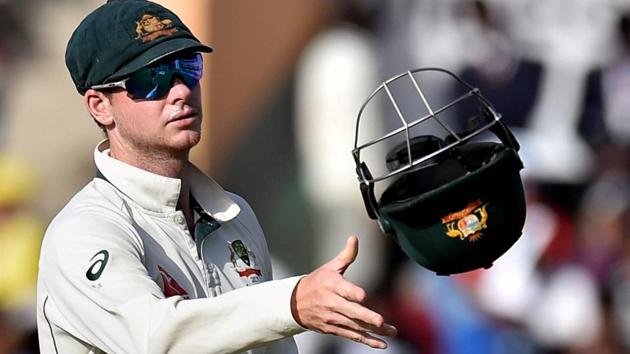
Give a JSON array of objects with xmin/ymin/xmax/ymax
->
[
  {"xmin": 482, "ymin": 103, "xmax": 520, "ymax": 151},
  {"xmin": 491, "ymin": 119, "xmax": 520, "ymax": 151},
  {"xmin": 357, "ymin": 162, "xmax": 379, "ymax": 220}
]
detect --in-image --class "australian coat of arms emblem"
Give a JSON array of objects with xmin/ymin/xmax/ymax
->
[
  {"xmin": 135, "ymin": 14, "xmax": 178, "ymax": 42},
  {"xmin": 441, "ymin": 199, "xmax": 489, "ymax": 242}
]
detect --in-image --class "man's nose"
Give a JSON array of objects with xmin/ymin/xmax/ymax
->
[{"xmin": 168, "ymin": 75, "xmax": 193, "ymax": 99}]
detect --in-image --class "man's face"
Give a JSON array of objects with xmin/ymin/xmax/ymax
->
[{"xmin": 107, "ymin": 75, "xmax": 203, "ymax": 156}]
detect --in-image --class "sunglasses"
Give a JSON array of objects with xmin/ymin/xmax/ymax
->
[{"xmin": 91, "ymin": 53, "xmax": 203, "ymax": 100}]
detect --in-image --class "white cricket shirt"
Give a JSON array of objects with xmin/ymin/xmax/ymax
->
[{"xmin": 37, "ymin": 140, "xmax": 304, "ymax": 353}]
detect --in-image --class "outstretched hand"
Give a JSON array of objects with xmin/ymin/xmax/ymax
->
[{"xmin": 290, "ymin": 236, "xmax": 397, "ymax": 349}]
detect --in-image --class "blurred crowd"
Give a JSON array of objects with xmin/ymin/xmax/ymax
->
[
  {"xmin": 0, "ymin": 1, "xmax": 43, "ymax": 353},
  {"xmin": 0, "ymin": 0, "xmax": 629, "ymax": 353}
]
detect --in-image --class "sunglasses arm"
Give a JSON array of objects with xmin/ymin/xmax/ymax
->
[{"xmin": 90, "ymin": 79, "xmax": 128, "ymax": 91}]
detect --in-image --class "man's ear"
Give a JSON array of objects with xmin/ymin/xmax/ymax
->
[{"xmin": 84, "ymin": 89, "xmax": 114, "ymax": 127}]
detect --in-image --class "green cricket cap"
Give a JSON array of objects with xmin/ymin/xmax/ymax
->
[{"xmin": 66, "ymin": 0, "xmax": 212, "ymax": 95}]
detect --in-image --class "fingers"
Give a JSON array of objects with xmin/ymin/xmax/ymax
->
[
  {"xmin": 319, "ymin": 284, "xmax": 398, "ymax": 345},
  {"xmin": 328, "ymin": 325, "xmax": 390, "ymax": 349},
  {"xmin": 354, "ymin": 319, "xmax": 398, "ymax": 338},
  {"xmin": 292, "ymin": 235, "xmax": 397, "ymax": 349},
  {"xmin": 336, "ymin": 278, "xmax": 367, "ymax": 303},
  {"xmin": 315, "ymin": 312, "xmax": 393, "ymax": 349},
  {"xmin": 324, "ymin": 311, "xmax": 398, "ymax": 338},
  {"xmin": 333, "ymin": 298, "xmax": 395, "ymax": 334},
  {"xmin": 336, "ymin": 293, "xmax": 378, "ymax": 321},
  {"xmin": 325, "ymin": 235, "xmax": 359, "ymax": 275},
  {"xmin": 325, "ymin": 307, "xmax": 397, "ymax": 350}
]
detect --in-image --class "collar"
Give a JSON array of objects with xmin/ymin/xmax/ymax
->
[{"xmin": 93, "ymin": 139, "xmax": 240, "ymax": 222}]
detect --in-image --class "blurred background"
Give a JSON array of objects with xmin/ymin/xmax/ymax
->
[{"xmin": 1, "ymin": 0, "xmax": 629, "ymax": 353}]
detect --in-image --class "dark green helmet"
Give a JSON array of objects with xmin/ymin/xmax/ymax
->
[{"xmin": 352, "ymin": 68, "xmax": 526, "ymax": 276}]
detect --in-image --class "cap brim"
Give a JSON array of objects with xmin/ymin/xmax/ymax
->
[{"xmin": 107, "ymin": 38, "xmax": 212, "ymax": 82}]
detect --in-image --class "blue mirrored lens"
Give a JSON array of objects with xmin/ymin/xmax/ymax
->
[{"xmin": 125, "ymin": 53, "xmax": 203, "ymax": 100}]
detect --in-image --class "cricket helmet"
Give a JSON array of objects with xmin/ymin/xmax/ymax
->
[{"xmin": 352, "ymin": 68, "xmax": 526, "ymax": 275}]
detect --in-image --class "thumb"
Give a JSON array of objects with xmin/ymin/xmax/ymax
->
[{"xmin": 325, "ymin": 235, "xmax": 359, "ymax": 275}]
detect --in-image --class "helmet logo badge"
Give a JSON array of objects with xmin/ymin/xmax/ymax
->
[
  {"xmin": 135, "ymin": 14, "xmax": 178, "ymax": 42},
  {"xmin": 442, "ymin": 199, "xmax": 489, "ymax": 242}
]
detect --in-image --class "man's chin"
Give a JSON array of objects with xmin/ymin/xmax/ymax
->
[
  {"xmin": 167, "ymin": 131, "xmax": 202, "ymax": 152},
  {"xmin": 179, "ymin": 134, "xmax": 202, "ymax": 150}
]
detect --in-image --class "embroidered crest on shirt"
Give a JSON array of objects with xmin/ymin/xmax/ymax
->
[
  {"xmin": 228, "ymin": 240, "xmax": 262, "ymax": 282},
  {"xmin": 157, "ymin": 265, "xmax": 189, "ymax": 299}
]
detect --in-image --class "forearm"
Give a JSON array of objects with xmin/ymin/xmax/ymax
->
[
  {"xmin": 148, "ymin": 276, "xmax": 304, "ymax": 353},
  {"xmin": 43, "ymin": 276, "xmax": 304, "ymax": 354}
]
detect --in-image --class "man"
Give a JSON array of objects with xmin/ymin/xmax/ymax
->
[{"xmin": 36, "ymin": 0, "xmax": 396, "ymax": 353}]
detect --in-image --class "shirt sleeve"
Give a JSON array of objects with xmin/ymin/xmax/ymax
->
[{"xmin": 39, "ymin": 207, "xmax": 304, "ymax": 354}]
